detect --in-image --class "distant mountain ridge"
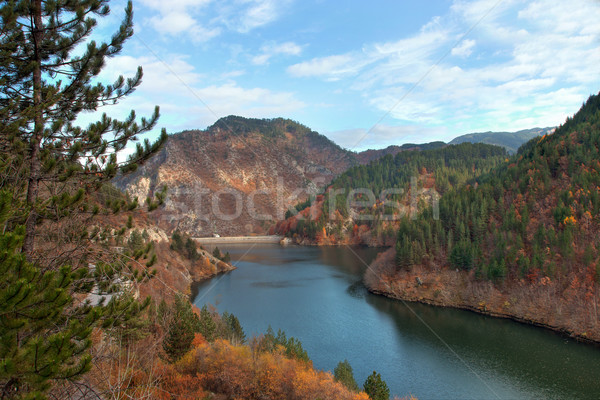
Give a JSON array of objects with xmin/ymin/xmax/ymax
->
[{"xmin": 450, "ymin": 127, "xmax": 555, "ymax": 154}]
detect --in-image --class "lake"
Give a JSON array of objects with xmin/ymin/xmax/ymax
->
[{"xmin": 192, "ymin": 244, "xmax": 600, "ymax": 399}]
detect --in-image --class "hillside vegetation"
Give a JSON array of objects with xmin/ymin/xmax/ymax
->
[
  {"xmin": 116, "ymin": 114, "xmax": 543, "ymax": 238},
  {"xmin": 275, "ymin": 143, "xmax": 506, "ymax": 246},
  {"xmin": 366, "ymin": 93, "xmax": 600, "ymax": 342}
]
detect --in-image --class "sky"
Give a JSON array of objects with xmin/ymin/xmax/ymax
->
[{"xmin": 89, "ymin": 0, "xmax": 600, "ymax": 153}]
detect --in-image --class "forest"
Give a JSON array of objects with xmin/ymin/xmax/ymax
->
[
  {"xmin": 393, "ymin": 94, "xmax": 600, "ymax": 282},
  {"xmin": 280, "ymin": 142, "xmax": 507, "ymax": 244}
]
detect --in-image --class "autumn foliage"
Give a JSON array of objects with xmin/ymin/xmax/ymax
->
[
  {"xmin": 154, "ymin": 339, "xmax": 368, "ymax": 400},
  {"xmin": 102, "ymin": 335, "xmax": 372, "ymax": 400},
  {"xmin": 76, "ymin": 298, "xmax": 402, "ymax": 400}
]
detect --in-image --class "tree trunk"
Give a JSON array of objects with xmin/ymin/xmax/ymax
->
[{"xmin": 23, "ymin": 0, "xmax": 43, "ymax": 260}]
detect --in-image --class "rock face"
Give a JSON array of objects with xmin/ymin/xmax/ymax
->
[{"xmin": 114, "ymin": 116, "xmax": 357, "ymax": 236}]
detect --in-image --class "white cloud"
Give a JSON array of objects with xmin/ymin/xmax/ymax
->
[
  {"xmin": 89, "ymin": 53, "xmax": 304, "ymax": 135},
  {"xmin": 139, "ymin": 0, "xmax": 291, "ymax": 42},
  {"xmin": 192, "ymin": 83, "xmax": 304, "ymax": 116},
  {"xmin": 235, "ymin": 0, "xmax": 292, "ymax": 33},
  {"xmin": 99, "ymin": 54, "xmax": 203, "ymax": 95},
  {"xmin": 451, "ymin": 39, "xmax": 476, "ymax": 57},
  {"xmin": 139, "ymin": 0, "xmax": 219, "ymax": 41},
  {"xmin": 287, "ymin": 54, "xmax": 367, "ymax": 80},
  {"xmin": 287, "ymin": 26, "xmax": 449, "ymax": 85},
  {"xmin": 291, "ymin": 0, "xmax": 600, "ymax": 145},
  {"xmin": 252, "ymin": 41, "xmax": 303, "ymax": 65}
]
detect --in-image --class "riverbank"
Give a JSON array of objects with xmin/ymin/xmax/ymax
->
[{"xmin": 364, "ymin": 248, "xmax": 600, "ymax": 345}]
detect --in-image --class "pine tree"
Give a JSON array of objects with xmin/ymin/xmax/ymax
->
[
  {"xmin": 185, "ymin": 237, "xmax": 199, "ymax": 261},
  {"xmin": 0, "ymin": 2, "xmax": 165, "ymax": 396},
  {"xmin": 225, "ymin": 313, "xmax": 246, "ymax": 344},
  {"xmin": 363, "ymin": 370, "xmax": 390, "ymax": 400},
  {"xmin": 0, "ymin": 190, "xmax": 98, "ymax": 397},
  {"xmin": 333, "ymin": 359, "xmax": 359, "ymax": 392},
  {"xmin": 198, "ymin": 305, "xmax": 216, "ymax": 342},
  {"xmin": 0, "ymin": 0, "xmax": 167, "ymax": 260},
  {"xmin": 162, "ymin": 317, "xmax": 195, "ymax": 364},
  {"xmin": 212, "ymin": 246, "xmax": 223, "ymax": 260},
  {"xmin": 162, "ymin": 296, "xmax": 199, "ymax": 363}
]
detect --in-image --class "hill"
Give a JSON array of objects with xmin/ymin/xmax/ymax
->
[
  {"xmin": 450, "ymin": 127, "xmax": 555, "ymax": 154},
  {"xmin": 365, "ymin": 93, "xmax": 600, "ymax": 342},
  {"xmin": 114, "ymin": 116, "xmax": 357, "ymax": 237},
  {"xmin": 274, "ymin": 142, "xmax": 507, "ymax": 246}
]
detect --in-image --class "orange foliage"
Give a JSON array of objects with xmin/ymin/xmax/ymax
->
[
  {"xmin": 164, "ymin": 339, "xmax": 371, "ymax": 400},
  {"xmin": 191, "ymin": 333, "xmax": 206, "ymax": 347},
  {"xmin": 155, "ymin": 362, "xmax": 207, "ymax": 400}
]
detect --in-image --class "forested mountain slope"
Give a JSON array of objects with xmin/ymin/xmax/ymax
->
[
  {"xmin": 274, "ymin": 143, "xmax": 507, "ymax": 246},
  {"xmin": 366, "ymin": 93, "xmax": 600, "ymax": 342}
]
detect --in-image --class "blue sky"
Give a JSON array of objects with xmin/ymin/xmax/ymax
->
[{"xmin": 91, "ymin": 0, "xmax": 600, "ymax": 153}]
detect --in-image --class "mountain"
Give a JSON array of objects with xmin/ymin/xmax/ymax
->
[
  {"xmin": 365, "ymin": 93, "xmax": 600, "ymax": 342},
  {"xmin": 114, "ymin": 116, "xmax": 357, "ymax": 236},
  {"xmin": 449, "ymin": 127, "xmax": 555, "ymax": 154}
]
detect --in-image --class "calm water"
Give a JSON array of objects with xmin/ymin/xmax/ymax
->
[{"xmin": 192, "ymin": 244, "xmax": 600, "ymax": 399}]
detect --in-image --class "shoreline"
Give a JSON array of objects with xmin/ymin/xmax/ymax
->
[
  {"xmin": 362, "ymin": 247, "xmax": 600, "ymax": 346},
  {"xmin": 293, "ymin": 241, "xmax": 600, "ymax": 346},
  {"xmin": 366, "ymin": 285, "xmax": 600, "ymax": 347}
]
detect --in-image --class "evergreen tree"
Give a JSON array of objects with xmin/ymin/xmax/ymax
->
[
  {"xmin": 198, "ymin": 305, "xmax": 216, "ymax": 342},
  {"xmin": 0, "ymin": 192, "xmax": 97, "ymax": 397},
  {"xmin": 162, "ymin": 295, "xmax": 199, "ymax": 363},
  {"xmin": 0, "ymin": 1, "xmax": 166, "ymax": 396},
  {"xmin": 185, "ymin": 237, "xmax": 199, "ymax": 261},
  {"xmin": 162, "ymin": 317, "xmax": 195, "ymax": 364},
  {"xmin": 170, "ymin": 231, "xmax": 184, "ymax": 252},
  {"xmin": 0, "ymin": 0, "xmax": 167, "ymax": 260},
  {"xmin": 0, "ymin": 190, "xmax": 151, "ymax": 398},
  {"xmin": 225, "ymin": 313, "xmax": 246, "ymax": 344},
  {"xmin": 260, "ymin": 326, "xmax": 310, "ymax": 362},
  {"xmin": 333, "ymin": 359, "xmax": 359, "ymax": 392},
  {"xmin": 212, "ymin": 246, "xmax": 223, "ymax": 260},
  {"xmin": 363, "ymin": 370, "xmax": 390, "ymax": 400}
]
